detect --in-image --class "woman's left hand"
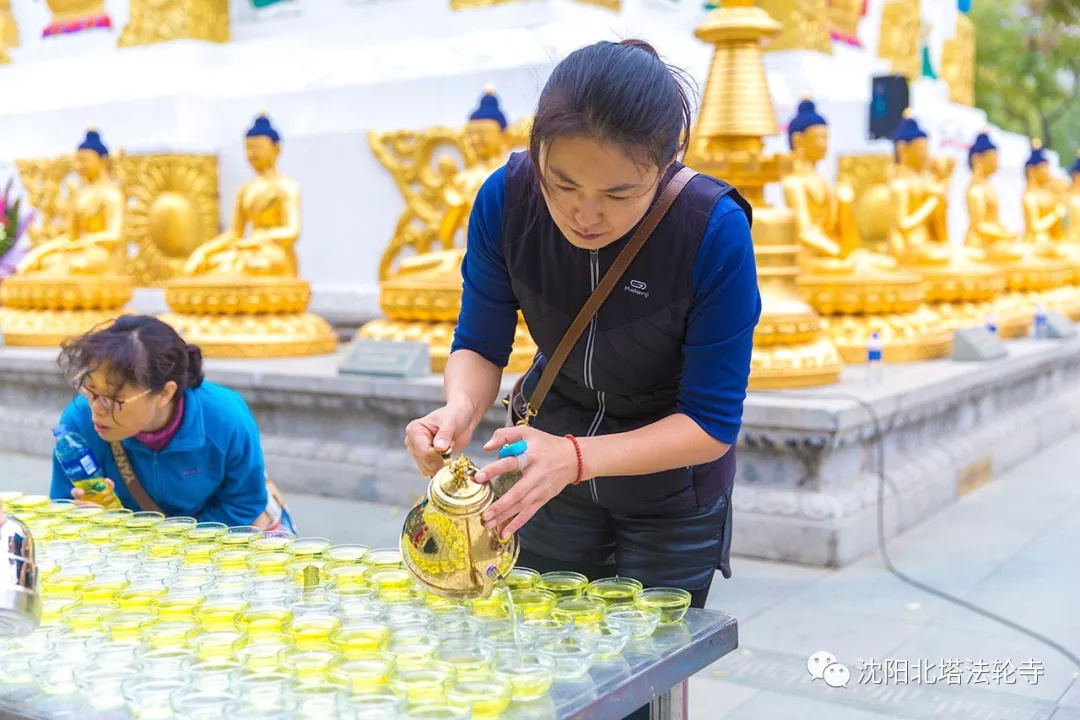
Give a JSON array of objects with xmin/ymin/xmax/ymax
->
[{"xmin": 474, "ymin": 426, "xmax": 580, "ymax": 538}]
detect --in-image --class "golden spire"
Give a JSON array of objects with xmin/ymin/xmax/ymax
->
[
  {"xmin": 484, "ymin": 83, "xmax": 496, "ymax": 95},
  {"xmin": 693, "ymin": 0, "xmax": 781, "ymax": 144},
  {"xmin": 902, "ymin": 108, "xmax": 913, "ymax": 118},
  {"xmin": 1032, "ymin": 138, "xmax": 1042, "ymax": 150}
]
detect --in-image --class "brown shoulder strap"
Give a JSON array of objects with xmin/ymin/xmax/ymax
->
[
  {"xmin": 109, "ymin": 441, "xmax": 165, "ymax": 515},
  {"xmin": 522, "ymin": 166, "xmax": 699, "ymax": 423}
]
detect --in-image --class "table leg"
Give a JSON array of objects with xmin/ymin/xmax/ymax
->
[{"xmin": 650, "ymin": 679, "xmax": 688, "ymax": 720}]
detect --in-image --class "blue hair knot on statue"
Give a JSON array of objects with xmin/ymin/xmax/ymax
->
[
  {"xmin": 787, "ymin": 98, "xmax": 828, "ymax": 149},
  {"xmin": 246, "ymin": 113, "xmax": 281, "ymax": 144},
  {"xmin": 957, "ymin": 0, "xmax": 972, "ymax": 13},
  {"xmin": 1069, "ymin": 151, "xmax": 1080, "ymax": 176},
  {"xmin": 1025, "ymin": 144, "xmax": 1048, "ymax": 169},
  {"xmin": 967, "ymin": 131, "xmax": 996, "ymax": 169},
  {"xmin": 469, "ymin": 89, "xmax": 508, "ymax": 131},
  {"xmin": 78, "ymin": 128, "xmax": 109, "ymax": 157},
  {"xmin": 892, "ymin": 114, "xmax": 928, "ymax": 145}
]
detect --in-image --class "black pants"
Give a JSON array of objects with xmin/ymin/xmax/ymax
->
[{"xmin": 516, "ymin": 484, "xmax": 732, "ymax": 720}]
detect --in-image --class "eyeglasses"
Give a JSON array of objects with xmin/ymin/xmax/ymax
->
[{"xmin": 78, "ymin": 385, "xmax": 151, "ymax": 413}]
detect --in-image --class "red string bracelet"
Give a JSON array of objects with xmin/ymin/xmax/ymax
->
[{"xmin": 564, "ymin": 434, "xmax": 585, "ymax": 485}]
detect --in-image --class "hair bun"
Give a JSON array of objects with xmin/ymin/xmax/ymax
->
[
  {"xmin": 185, "ymin": 343, "xmax": 205, "ymax": 389},
  {"xmin": 619, "ymin": 38, "xmax": 660, "ymax": 58}
]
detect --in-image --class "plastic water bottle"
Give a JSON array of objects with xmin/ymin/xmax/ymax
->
[
  {"xmin": 866, "ymin": 331, "xmax": 883, "ymax": 386},
  {"xmin": 52, "ymin": 425, "xmax": 121, "ymax": 509},
  {"xmin": 1033, "ymin": 304, "xmax": 1048, "ymax": 340},
  {"xmin": 986, "ymin": 311, "xmax": 998, "ymax": 337}
]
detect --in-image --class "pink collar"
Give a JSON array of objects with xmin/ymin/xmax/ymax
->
[{"xmin": 135, "ymin": 395, "xmax": 184, "ymax": 452}]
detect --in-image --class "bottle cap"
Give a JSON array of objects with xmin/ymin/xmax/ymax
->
[{"xmin": 51, "ymin": 425, "xmax": 68, "ymax": 438}]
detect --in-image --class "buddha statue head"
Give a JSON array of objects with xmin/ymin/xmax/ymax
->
[
  {"xmin": 75, "ymin": 127, "xmax": 109, "ymax": 181},
  {"xmin": 892, "ymin": 109, "xmax": 929, "ymax": 170},
  {"xmin": 1024, "ymin": 140, "xmax": 1050, "ymax": 187},
  {"xmin": 968, "ymin": 130, "xmax": 998, "ymax": 176},
  {"xmin": 1070, "ymin": 151, "xmax": 1080, "ymax": 187},
  {"xmin": 787, "ymin": 97, "xmax": 828, "ymax": 164},
  {"xmin": 466, "ymin": 85, "xmax": 508, "ymax": 163},
  {"xmin": 245, "ymin": 111, "xmax": 281, "ymax": 173}
]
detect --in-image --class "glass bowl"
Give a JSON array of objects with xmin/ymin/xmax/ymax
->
[
  {"xmin": 437, "ymin": 639, "xmax": 494, "ymax": 680},
  {"xmin": 331, "ymin": 623, "xmax": 392, "ymax": 655},
  {"xmin": 325, "ymin": 543, "xmax": 370, "ymax": 566},
  {"xmin": 491, "ymin": 650, "xmax": 556, "ymax": 701},
  {"xmin": 334, "ymin": 653, "xmax": 396, "ymax": 692},
  {"xmin": 502, "ymin": 566, "xmax": 540, "ymax": 590},
  {"xmin": 389, "ymin": 662, "xmax": 456, "ymax": 704},
  {"xmin": 551, "ymin": 596, "xmax": 606, "ymax": 627},
  {"xmin": 605, "ymin": 603, "xmax": 662, "ymax": 639},
  {"xmin": 536, "ymin": 633, "xmax": 598, "ymax": 680},
  {"xmin": 510, "ymin": 588, "xmax": 557, "ymax": 618},
  {"xmin": 536, "ymin": 571, "xmax": 589, "ymax": 598},
  {"xmin": 585, "ymin": 576, "xmax": 644, "ymax": 605},
  {"xmin": 447, "ymin": 677, "xmax": 512, "ymax": 718},
  {"xmin": 521, "ymin": 616, "xmax": 575, "ymax": 644},
  {"xmin": 584, "ymin": 619, "xmax": 632, "ymax": 660},
  {"xmin": 344, "ymin": 690, "xmax": 405, "ymax": 717},
  {"xmin": 635, "ymin": 587, "xmax": 691, "ymax": 625}
]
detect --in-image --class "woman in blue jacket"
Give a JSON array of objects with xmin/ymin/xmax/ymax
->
[{"xmin": 50, "ymin": 315, "xmax": 291, "ymax": 530}]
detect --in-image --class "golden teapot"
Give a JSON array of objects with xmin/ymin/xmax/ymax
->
[{"xmin": 400, "ymin": 453, "xmax": 519, "ymax": 600}]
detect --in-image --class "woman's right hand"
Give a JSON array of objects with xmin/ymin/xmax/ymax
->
[
  {"xmin": 71, "ymin": 478, "xmax": 117, "ymax": 508},
  {"xmin": 405, "ymin": 403, "xmax": 477, "ymax": 476}
]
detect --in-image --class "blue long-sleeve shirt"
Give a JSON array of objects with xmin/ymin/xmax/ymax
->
[
  {"xmin": 50, "ymin": 381, "xmax": 269, "ymax": 525},
  {"xmin": 451, "ymin": 166, "xmax": 761, "ymax": 445}
]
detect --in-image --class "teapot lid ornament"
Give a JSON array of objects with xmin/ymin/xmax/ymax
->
[{"xmin": 429, "ymin": 452, "xmax": 492, "ymax": 515}]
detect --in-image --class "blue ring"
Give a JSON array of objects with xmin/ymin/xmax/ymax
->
[{"xmin": 497, "ymin": 439, "xmax": 528, "ymax": 459}]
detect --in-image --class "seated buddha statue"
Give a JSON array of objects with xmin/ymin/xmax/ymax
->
[
  {"xmin": 1022, "ymin": 141, "xmax": 1070, "ymax": 259},
  {"xmin": 1067, "ymin": 152, "xmax": 1080, "ymax": 245},
  {"xmin": 16, "ymin": 128, "xmax": 125, "ymax": 277},
  {"xmin": 965, "ymin": 130, "xmax": 1025, "ymax": 261},
  {"xmin": 887, "ymin": 112, "xmax": 958, "ymax": 267},
  {"xmin": 437, "ymin": 86, "xmax": 511, "ymax": 246},
  {"xmin": 183, "ymin": 112, "xmax": 299, "ymax": 278},
  {"xmin": 782, "ymin": 98, "xmax": 897, "ymax": 275}
]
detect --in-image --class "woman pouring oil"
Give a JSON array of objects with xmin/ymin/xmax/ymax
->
[{"xmin": 404, "ymin": 39, "xmax": 760, "ymax": 715}]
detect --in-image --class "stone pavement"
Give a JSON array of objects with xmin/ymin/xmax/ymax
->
[{"xmin": 3, "ymin": 431, "xmax": 1080, "ymax": 719}]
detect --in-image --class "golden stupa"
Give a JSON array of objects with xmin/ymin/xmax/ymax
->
[
  {"xmin": 0, "ymin": 127, "xmax": 132, "ymax": 346},
  {"xmin": 686, "ymin": 0, "xmax": 842, "ymax": 388},
  {"xmin": 159, "ymin": 112, "xmax": 337, "ymax": 358}
]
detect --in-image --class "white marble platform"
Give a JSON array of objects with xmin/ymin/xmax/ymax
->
[{"xmin": 3, "ymin": 332, "xmax": 1080, "ymax": 567}]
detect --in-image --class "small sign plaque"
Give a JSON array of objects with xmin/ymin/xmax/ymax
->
[
  {"xmin": 1045, "ymin": 311, "xmax": 1077, "ymax": 339},
  {"xmin": 338, "ymin": 339, "xmax": 430, "ymax": 377},
  {"xmin": 952, "ymin": 327, "xmax": 1007, "ymax": 362}
]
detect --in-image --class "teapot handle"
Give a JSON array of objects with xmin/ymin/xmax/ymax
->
[{"xmin": 430, "ymin": 449, "xmax": 452, "ymax": 479}]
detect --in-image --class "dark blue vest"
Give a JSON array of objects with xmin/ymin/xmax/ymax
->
[{"xmin": 502, "ymin": 152, "xmax": 752, "ymax": 514}]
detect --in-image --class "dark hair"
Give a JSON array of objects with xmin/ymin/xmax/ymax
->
[
  {"xmin": 58, "ymin": 315, "xmax": 204, "ymax": 396},
  {"xmin": 529, "ymin": 39, "xmax": 694, "ymax": 184}
]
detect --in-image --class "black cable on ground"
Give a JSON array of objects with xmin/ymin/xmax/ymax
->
[{"xmin": 765, "ymin": 389, "xmax": 1080, "ymax": 672}]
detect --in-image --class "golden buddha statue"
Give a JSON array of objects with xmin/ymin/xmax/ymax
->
[
  {"xmin": 965, "ymin": 131, "xmax": 1019, "ymax": 257},
  {"xmin": 786, "ymin": 99, "xmax": 949, "ymax": 363},
  {"xmin": 1023, "ymin": 141, "xmax": 1070, "ymax": 257},
  {"xmin": 183, "ymin": 112, "xmax": 299, "ymax": 278},
  {"xmin": 965, "ymin": 132, "xmax": 1069, "ymax": 293},
  {"xmin": 357, "ymin": 85, "xmax": 535, "ymax": 373},
  {"xmin": 160, "ymin": 112, "xmax": 336, "ymax": 358},
  {"xmin": 0, "ymin": 128, "xmax": 133, "ymax": 346},
  {"xmin": 784, "ymin": 99, "xmax": 896, "ymax": 275},
  {"xmin": 1067, "ymin": 152, "xmax": 1080, "ymax": 246},
  {"xmin": 437, "ymin": 86, "xmax": 511, "ymax": 246},
  {"xmin": 17, "ymin": 128, "xmax": 125, "ymax": 277}
]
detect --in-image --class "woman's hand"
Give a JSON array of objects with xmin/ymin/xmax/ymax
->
[
  {"xmin": 71, "ymin": 478, "xmax": 117, "ymax": 508},
  {"xmin": 475, "ymin": 426, "xmax": 580, "ymax": 538},
  {"xmin": 404, "ymin": 403, "xmax": 479, "ymax": 477}
]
